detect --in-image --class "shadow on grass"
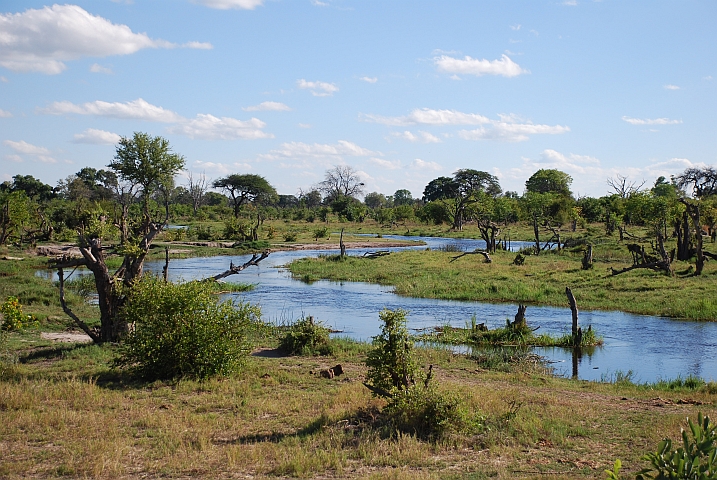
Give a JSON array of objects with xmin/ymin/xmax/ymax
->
[{"xmin": 19, "ymin": 343, "xmax": 89, "ymax": 363}]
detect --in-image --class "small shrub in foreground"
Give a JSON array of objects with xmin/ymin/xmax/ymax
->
[
  {"xmin": 279, "ymin": 316, "xmax": 333, "ymax": 356},
  {"xmin": 116, "ymin": 277, "xmax": 260, "ymax": 380},
  {"xmin": 1, "ymin": 296, "xmax": 36, "ymax": 331}
]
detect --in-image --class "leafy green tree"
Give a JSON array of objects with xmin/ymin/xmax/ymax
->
[
  {"xmin": 0, "ymin": 191, "xmax": 32, "ymax": 245},
  {"xmin": 393, "ymin": 189, "xmax": 414, "ymax": 206},
  {"xmin": 317, "ymin": 165, "xmax": 365, "ymax": 202},
  {"xmin": 213, "ymin": 174, "xmax": 277, "ymax": 218},
  {"xmin": 525, "ymin": 169, "xmax": 573, "ymax": 197},
  {"xmin": 422, "ymin": 170, "xmax": 501, "ymax": 230},
  {"xmin": 52, "ymin": 133, "xmax": 186, "ymax": 343},
  {"xmin": 4, "ymin": 175, "xmax": 55, "ymax": 202},
  {"xmin": 364, "ymin": 192, "xmax": 389, "ymax": 209}
]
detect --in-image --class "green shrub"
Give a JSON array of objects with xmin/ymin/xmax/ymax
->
[
  {"xmin": 116, "ymin": 277, "xmax": 260, "ymax": 380},
  {"xmin": 384, "ymin": 384, "xmax": 481, "ymax": 441},
  {"xmin": 283, "ymin": 231, "xmax": 298, "ymax": 242},
  {"xmin": 279, "ymin": 316, "xmax": 332, "ymax": 356},
  {"xmin": 365, "ymin": 309, "xmax": 420, "ymax": 397},
  {"xmin": 608, "ymin": 412, "xmax": 717, "ymax": 480},
  {"xmin": 1, "ymin": 296, "xmax": 35, "ymax": 331},
  {"xmin": 314, "ymin": 226, "xmax": 329, "ymax": 239}
]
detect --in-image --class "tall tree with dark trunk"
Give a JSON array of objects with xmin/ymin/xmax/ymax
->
[
  {"xmin": 52, "ymin": 133, "xmax": 185, "ymax": 343},
  {"xmin": 213, "ymin": 174, "xmax": 277, "ymax": 218}
]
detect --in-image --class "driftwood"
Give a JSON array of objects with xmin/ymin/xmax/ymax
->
[
  {"xmin": 450, "ymin": 249, "xmax": 492, "ymax": 263},
  {"xmin": 209, "ymin": 251, "xmax": 270, "ymax": 281}
]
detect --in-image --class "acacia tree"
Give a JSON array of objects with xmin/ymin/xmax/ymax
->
[
  {"xmin": 213, "ymin": 174, "xmax": 277, "ymax": 218},
  {"xmin": 52, "ymin": 133, "xmax": 186, "ymax": 343},
  {"xmin": 186, "ymin": 171, "xmax": 208, "ymax": 215},
  {"xmin": 423, "ymin": 169, "xmax": 501, "ymax": 230}
]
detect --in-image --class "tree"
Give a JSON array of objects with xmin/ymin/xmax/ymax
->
[
  {"xmin": 186, "ymin": 171, "xmax": 208, "ymax": 215},
  {"xmin": 607, "ymin": 174, "xmax": 645, "ymax": 199},
  {"xmin": 52, "ymin": 133, "xmax": 186, "ymax": 343},
  {"xmin": 525, "ymin": 169, "xmax": 573, "ymax": 197},
  {"xmin": 675, "ymin": 167, "xmax": 717, "ymax": 199},
  {"xmin": 212, "ymin": 174, "xmax": 277, "ymax": 218},
  {"xmin": 317, "ymin": 165, "xmax": 365, "ymax": 202},
  {"xmin": 393, "ymin": 189, "xmax": 413, "ymax": 206},
  {"xmin": 364, "ymin": 192, "xmax": 389, "ymax": 209},
  {"xmin": 422, "ymin": 170, "xmax": 501, "ymax": 230},
  {"xmin": 5, "ymin": 175, "xmax": 55, "ymax": 202}
]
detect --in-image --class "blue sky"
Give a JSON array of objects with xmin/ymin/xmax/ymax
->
[{"xmin": 1, "ymin": 0, "xmax": 715, "ymax": 198}]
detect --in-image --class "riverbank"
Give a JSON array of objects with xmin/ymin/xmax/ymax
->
[
  {"xmin": 289, "ymin": 249, "xmax": 717, "ymax": 321},
  {"xmin": 2, "ymin": 329, "xmax": 717, "ymax": 479}
]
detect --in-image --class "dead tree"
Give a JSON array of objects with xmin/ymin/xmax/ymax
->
[
  {"xmin": 680, "ymin": 199, "xmax": 706, "ymax": 275},
  {"xmin": 611, "ymin": 233, "xmax": 672, "ymax": 276},
  {"xmin": 581, "ymin": 244, "xmax": 593, "ymax": 270},
  {"xmin": 675, "ymin": 211, "xmax": 692, "ymax": 261},
  {"xmin": 565, "ymin": 287, "xmax": 579, "ymax": 338},
  {"xmin": 513, "ymin": 304, "xmax": 527, "ymax": 328},
  {"xmin": 477, "ymin": 218, "xmax": 500, "ymax": 253},
  {"xmin": 339, "ymin": 228, "xmax": 346, "ymax": 258},
  {"xmin": 450, "ymin": 250, "xmax": 492, "ymax": 263}
]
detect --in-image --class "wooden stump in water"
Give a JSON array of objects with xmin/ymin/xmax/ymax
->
[{"xmin": 514, "ymin": 304, "xmax": 527, "ymax": 328}]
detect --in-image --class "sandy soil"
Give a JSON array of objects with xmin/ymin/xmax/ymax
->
[{"xmin": 40, "ymin": 332, "xmax": 93, "ymax": 343}]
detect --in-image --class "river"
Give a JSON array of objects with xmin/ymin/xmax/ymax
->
[{"xmin": 140, "ymin": 234, "xmax": 717, "ymax": 383}]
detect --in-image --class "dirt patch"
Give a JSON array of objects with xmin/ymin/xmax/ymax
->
[{"xmin": 40, "ymin": 332, "xmax": 93, "ymax": 343}]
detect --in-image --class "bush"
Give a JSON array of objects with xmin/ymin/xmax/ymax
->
[
  {"xmin": 365, "ymin": 309, "xmax": 420, "ymax": 397},
  {"xmin": 116, "ymin": 277, "xmax": 260, "ymax": 380},
  {"xmin": 1, "ymin": 296, "xmax": 35, "ymax": 331},
  {"xmin": 384, "ymin": 384, "xmax": 480, "ymax": 441},
  {"xmin": 279, "ymin": 316, "xmax": 332, "ymax": 356},
  {"xmin": 283, "ymin": 231, "xmax": 298, "ymax": 242}
]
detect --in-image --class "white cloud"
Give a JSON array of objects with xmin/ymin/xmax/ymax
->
[
  {"xmin": 0, "ymin": 77, "xmax": 7, "ymax": 83},
  {"xmin": 298, "ymin": 123, "xmax": 312, "ymax": 129},
  {"xmin": 0, "ymin": 5, "xmax": 201, "ymax": 75},
  {"xmin": 363, "ymin": 108, "xmax": 491, "ymax": 126},
  {"xmin": 42, "ymin": 98, "xmax": 183, "ymax": 123},
  {"xmin": 3, "ymin": 139, "xmax": 51, "ymax": 156},
  {"xmin": 3, "ymin": 140, "xmax": 56, "ymax": 163},
  {"xmin": 42, "ymin": 98, "xmax": 272, "ymax": 140},
  {"xmin": 435, "ymin": 54, "xmax": 528, "ymax": 77},
  {"xmin": 360, "ymin": 76, "xmax": 378, "ymax": 83},
  {"xmin": 168, "ymin": 114, "xmax": 273, "ymax": 140},
  {"xmin": 459, "ymin": 122, "xmax": 569, "ymax": 142},
  {"xmin": 193, "ymin": 160, "xmax": 233, "ymax": 175},
  {"xmin": 410, "ymin": 159, "xmax": 442, "ymax": 172},
  {"xmin": 369, "ymin": 157, "xmax": 402, "ymax": 170},
  {"xmin": 664, "ymin": 84, "xmax": 680, "ymax": 90},
  {"xmin": 510, "ymin": 24, "xmax": 521, "ymax": 30},
  {"xmin": 312, "ymin": 0, "xmax": 330, "ymax": 6},
  {"xmin": 182, "ymin": 41, "xmax": 213, "ymax": 50},
  {"xmin": 704, "ymin": 76, "xmax": 713, "ymax": 81},
  {"xmin": 72, "ymin": 128, "xmax": 121, "ymax": 145},
  {"xmin": 89, "ymin": 63, "xmax": 112, "ymax": 74},
  {"xmin": 192, "ymin": 0, "xmax": 264, "ymax": 9},
  {"xmin": 0, "ymin": 109, "xmax": 12, "ymax": 118},
  {"xmin": 621, "ymin": 116, "xmax": 682, "ymax": 125},
  {"xmin": 389, "ymin": 130, "xmax": 442, "ymax": 143},
  {"xmin": 563, "ymin": 0, "xmax": 577, "ymax": 5},
  {"xmin": 297, "ymin": 79, "xmax": 339, "ymax": 96},
  {"xmin": 243, "ymin": 101, "xmax": 291, "ymax": 112},
  {"xmin": 261, "ymin": 140, "xmax": 379, "ymax": 160},
  {"xmin": 5, "ymin": 154, "xmax": 23, "ymax": 163}
]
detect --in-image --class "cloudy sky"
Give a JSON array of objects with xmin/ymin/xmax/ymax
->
[{"xmin": 1, "ymin": 1, "xmax": 715, "ymax": 198}]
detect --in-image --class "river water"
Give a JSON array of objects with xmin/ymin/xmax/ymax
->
[{"xmin": 133, "ymin": 234, "xmax": 716, "ymax": 383}]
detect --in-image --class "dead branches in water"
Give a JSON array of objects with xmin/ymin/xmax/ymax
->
[{"xmin": 209, "ymin": 251, "xmax": 270, "ymax": 281}]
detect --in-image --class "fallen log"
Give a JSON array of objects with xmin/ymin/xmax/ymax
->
[{"xmin": 450, "ymin": 249, "xmax": 492, "ymax": 263}]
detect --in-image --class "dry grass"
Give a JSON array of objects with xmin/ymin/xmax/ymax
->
[{"xmin": 2, "ymin": 334, "xmax": 716, "ymax": 479}]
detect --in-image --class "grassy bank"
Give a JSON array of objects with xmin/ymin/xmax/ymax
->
[
  {"xmin": 289, "ymin": 249, "xmax": 717, "ymax": 320},
  {"xmin": 2, "ymin": 330, "xmax": 717, "ymax": 479}
]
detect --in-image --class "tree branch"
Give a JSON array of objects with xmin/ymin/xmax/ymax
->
[
  {"xmin": 57, "ymin": 268, "xmax": 100, "ymax": 343},
  {"xmin": 209, "ymin": 251, "xmax": 270, "ymax": 281}
]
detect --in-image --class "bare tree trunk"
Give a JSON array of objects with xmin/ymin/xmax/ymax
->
[
  {"xmin": 340, "ymin": 228, "xmax": 346, "ymax": 258},
  {"xmin": 532, "ymin": 214, "xmax": 540, "ymax": 255},
  {"xmin": 581, "ymin": 244, "xmax": 593, "ymax": 270},
  {"xmin": 680, "ymin": 199, "xmax": 705, "ymax": 275},
  {"xmin": 566, "ymin": 287, "xmax": 579, "ymax": 337}
]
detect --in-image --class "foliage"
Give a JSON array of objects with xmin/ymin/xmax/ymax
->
[
  {"xmin": 627, "ymin": 413, "xmax": 717, "ymax": 480},
  {"xmin": 213, "ymin": 174, "xmax": 277, "ymax": 218},
  {"xmin": 116, "ymin": 277, "xmax": 260, "ymax": 379},
  {"xmin": 383, "ymin": 383, "xmax": 482, "ymax": 441},
  {"xmin": 279, "ymin": 316, "xmax": 333, "ymax": 356},
  {"xmin": 317, "ymin": 165, "xmax": 365, "ymax": 201},
  {"xmin": 283, "ymin": 231, "xmax": 298, "ymax": 242},
  {"xmin": 1, "ymin": 296, "xmax": 35, "ymax": 331},
  {"xmin": 365, "ymin": 309, "xmax": 420, "ymax": 397},
  {"xmin": 525, "ymin": 168, "xmax": 573, "ymax": 197},
  {"xmin": 313, "ymin": 226, "xmax": 329, "ymax": 239}
]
